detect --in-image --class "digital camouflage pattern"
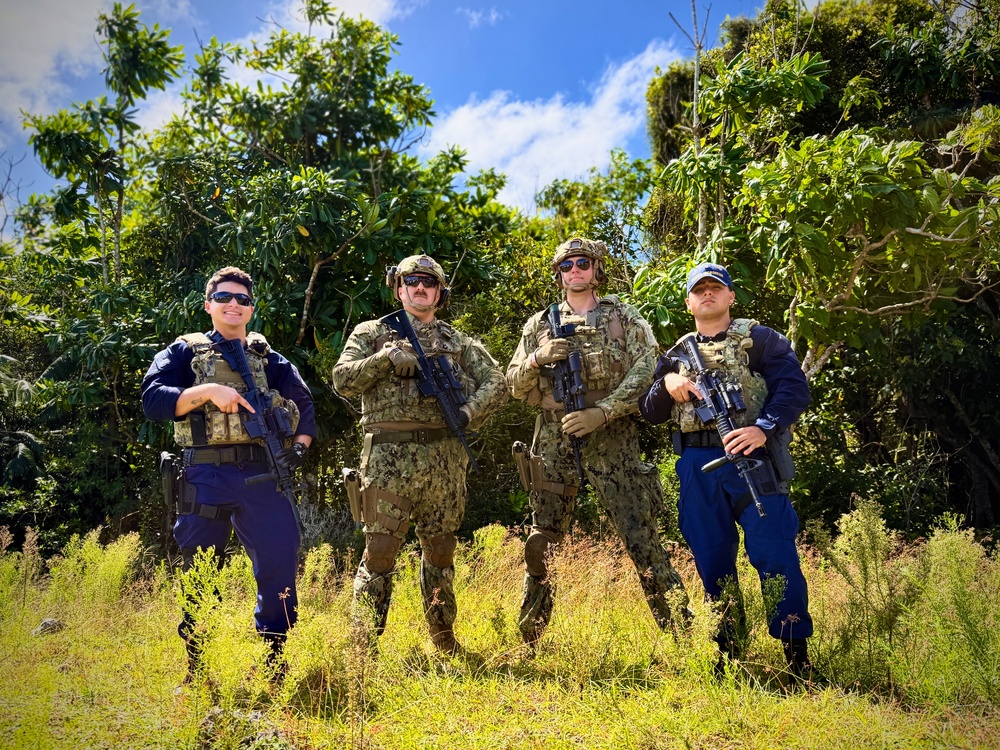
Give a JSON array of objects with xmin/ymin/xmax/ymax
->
[
  {"xmin": 507, "ymin": 296, "xmax": 689, "ymax": 641},
  {"xmin": 333, "ymin": 316, "xmax": 507, "ymax": 428},
  {"xmin": 333, "ymin": 311, "xmax": 507, "ymax": 643},
  {"xmin": 360, "ymin": 438, "xmax": 469, "ymax": 538},
  {"xmin": 420, "ymin": 559, "xmax": 457, "ymax": 632},
  {"xmin": 173, "ymin": 331, "xmax": 299, "ymax": 446},
  {"xmin": 507, "ymin": 296, "xmax": 658, "ymax": 422},
  {"xmin": 671, "ymin": 318, "xmax": 768, "ymax": 433},
  {"xmin": 519, "ymin": 417, "xmax": 688, "ymax": 638}
]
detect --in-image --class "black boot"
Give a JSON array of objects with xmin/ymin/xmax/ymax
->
[
  {"xmin": 262, "ymin": 632, "xmax": 288, "ymax": 682},
  {"xmin": 783, "ymin": 638, "xmax": 826, "ymax": 685}
]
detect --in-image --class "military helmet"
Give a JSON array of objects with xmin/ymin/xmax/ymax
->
[
  {"xmin": 385, "ymin": 254, "xmax": 451, "ymax": 306},
  {"xmin": 550, "ymin": 237, "xmax": 608, "ymax": 286}
]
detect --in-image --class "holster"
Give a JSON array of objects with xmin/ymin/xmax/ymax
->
[
  {"xmin": 159, "ymin": 451, "xmax": 180, "ymax": 513},
  {"xmin": 512, "ymin": 442, "xmax": 533, "ymax": 493},
  {"xmin": 765, "ymin": 428, "xmax": 796, "ymax": 492},
  {"xmin": 341, "ymin": 467, "xmax": 412, "ymax": 535},
  {"xmin": 342, "ymin": 467, "xmax": 364, "ymax": 522},
  {"xmin": 510, "ymin": 440, "xmax": 578, "ymax": 498}
]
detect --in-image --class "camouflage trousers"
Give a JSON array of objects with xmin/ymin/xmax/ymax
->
[
  {"xmin": 520, "ymin": 415, "xmax": 689, "ymax": 642},
  {"xmin": 353, "ymin": 437, "xmax": 468, "ymax": 635}
]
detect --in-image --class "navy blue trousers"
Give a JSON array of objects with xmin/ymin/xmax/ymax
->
[
  {"xmin": 174, "ymin": 461, "xmax": 300, "ymax": 635},
  {"xmin": 675, "ymin": 447, "xmax": 813, "ymax": 640}
]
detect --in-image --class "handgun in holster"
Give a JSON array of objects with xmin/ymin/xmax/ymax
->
[
  {"xmin": 160, "ymin": 451, "xmax": 180, "ymax": 514},
  {"xmin": 342, "ymin": 467, "xmax": 364, "ymax": 523}
]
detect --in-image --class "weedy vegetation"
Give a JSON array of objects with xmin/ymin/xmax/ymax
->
[{"xmin": 1, "ymin": 502, "xmax": 999, "ymax": 749}]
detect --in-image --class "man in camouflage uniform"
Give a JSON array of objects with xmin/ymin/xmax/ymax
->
[
  {"xmin": 332, "ymin": 254, "xmax": 508, "ymax": 654},
  {"xmin": 141, "ymin": 266, "xmax": 315, "ymax": 677},
  {"xmin": 638, "ymin": 262, "xmax": 820, "ymax": 681},
  {"xmin": 506, "ymin": 237, "xmax": 689, "ymax": 646}
]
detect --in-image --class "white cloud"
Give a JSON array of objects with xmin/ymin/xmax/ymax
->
[
  {"xmin": 456, "ymin": 7, "xmax": 504, "ymax": 29},
  {"xmin": 259, "ymin": 0, "xmax": 419, "ymax": 31},
  {"xmin": 419, "ymin": 39, "xmax": 680, "ymax": 212},
  {"xmin": 0, "ymin": 0, "xmax": 106, "ymax": 134}
]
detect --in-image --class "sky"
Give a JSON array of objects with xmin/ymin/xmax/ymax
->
[{"xmin": 0, "ymin": 0, "xmax": 767, "ymax": 219}]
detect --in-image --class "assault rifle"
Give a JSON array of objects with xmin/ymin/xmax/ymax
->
[
  {"xmin": 380, "ymin": 309, "xmax": 479, "ymax": 472},
  {"xmin": 544, "ymin": 303, "xmax": 587, "ymax": 486},
  {"xmin": 668, "ymin": 333, "xmax": 767, "ymax": 517},
  {"xmin": 211, "ymin": 335, "xmax": 305, "ymax": 529}
]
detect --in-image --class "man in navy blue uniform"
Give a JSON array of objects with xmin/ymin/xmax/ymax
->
[
  {"xmin": 142, "ymin": 266, "xmax": 315, "ymax": 678},
  {"xmin": 639, "ymin": 262, "xmax": 820, "ymax": 681}
]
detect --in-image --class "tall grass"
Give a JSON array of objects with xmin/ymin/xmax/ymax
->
[{"xmin": 1, "ymin": 507, "xmax": 999, "ymax": 749}]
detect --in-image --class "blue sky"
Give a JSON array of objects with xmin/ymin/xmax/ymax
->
[{"xmin": 0, "ymin": 0, "xmax": 765, "ymax": 221}]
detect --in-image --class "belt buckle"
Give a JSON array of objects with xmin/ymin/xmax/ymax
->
[{"xmin": 414, "ymin": 429, "xmax": 428, "ymax": 444}]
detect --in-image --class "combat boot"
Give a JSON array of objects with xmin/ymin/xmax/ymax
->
[
  {"xmin": 783, "ymin": 638, "xmax": 827, "ymax": 686},
  {"xmin": 428, "ymin": 623, "xmax": 462, "ymax": 656},
  {"xmin": 262, "ymin": 631, "xmax": 288, "ymax": 683}
]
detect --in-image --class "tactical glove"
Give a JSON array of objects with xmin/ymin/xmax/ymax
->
[
  {"xmin": 457, "ymin": 405, "xmax": 472, "ymax": 429},
  {"xmin": 276, "ymin": 441, "xmax": 308, "ymax": 471},
  {"xmin": 561, "ymin": 407, "xmax": 607, "ymax": 438},
  {"xmin": 383, "ymin": 341, "xmax": 420, "ymax": 377},
  {"xmin": 534, "ymin": 339, "xmax": 569, "ymax": 366}
]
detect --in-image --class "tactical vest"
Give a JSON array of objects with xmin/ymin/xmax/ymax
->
[
  {"xmin": 533, "ymin": 297, "xmax": 628, "ymax": 411},
  {"xmin": 172, "ymin": 331, "xmax": 300, "ymax": 447},
  {"xmin": 672, "ymin": 318, "xmax": 768, "ymax": 433},
  {"xmin": 368, "ymin": 319, "xmax": 472, "ymax": 414}
]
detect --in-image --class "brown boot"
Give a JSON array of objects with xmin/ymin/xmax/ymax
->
[{"xmin": 429, "ymin": 623, "xmax": 462, "ymax": 655}]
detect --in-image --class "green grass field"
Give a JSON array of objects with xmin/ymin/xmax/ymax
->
[{"xmin": 2, "ymin": 505, "xmax": 999, "ymax": 749}]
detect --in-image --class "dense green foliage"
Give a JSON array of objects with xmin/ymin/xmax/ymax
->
[
  {"xmin": 640, "ymin": 0, "xmax": 1000, "ymax": 532},
  {"xmin": 2, "ymin": 0, "xmax": 1000, "ymax": 554}
]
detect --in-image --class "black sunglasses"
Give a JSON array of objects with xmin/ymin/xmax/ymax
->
[
  {"xmin": 558, "ymin": 258, "xmax": 592, "ymax": 273},
  {"xmin": 402, "ymin": 275, "xmax": 440, "ymax": 288},
  {"xmin": 209, "ymin": 291, "xmax": 254, "ymax": 306}
]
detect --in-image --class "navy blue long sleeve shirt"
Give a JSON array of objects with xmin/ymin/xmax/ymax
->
[
  {"xmin": 638, "ymin": 325, "xmax": 809, "ymax": 435},
  {"xmin": 141, "ymin": 336, "xmax": 317, "ymax": 439}
]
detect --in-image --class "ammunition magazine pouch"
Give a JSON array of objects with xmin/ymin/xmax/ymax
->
[
  {"xmin": 342, "ymin": 467, "xmax": 412, "ymax": 535},
  {"xmin": 511, "ymin": 441, "xmax": 578, "ymax": 498}
]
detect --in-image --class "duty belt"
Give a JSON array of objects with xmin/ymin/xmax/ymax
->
[
  {"xmin": 367, "ymin": 428, "xmax": 451, "ymax": 446},
  {"xmin": 183, "ymin": 444, "xmax": 267, "ymax": 466},
  {"xmin": 679, "ymin": 431, "xmax": 724, "ymax": 449}
]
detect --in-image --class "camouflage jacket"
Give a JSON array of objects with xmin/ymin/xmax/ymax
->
[
  {"xmin": 506, "ymin": 295, "xmax": 658, "ymax": 423},
  {"xmin": 332, "ymin": 312, "xmax": 508, "ymax": 428}
]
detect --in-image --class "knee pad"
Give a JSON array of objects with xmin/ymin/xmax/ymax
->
[
  {"xmin": 420, "ymin": 533, "xmax": 457, "ymax": 569},
  {"xmin": 362, "ymin": 532, "xmax": 403, "ymax": 574},
  {"xmin": 524, "ymin": 529, "xmax": 560, "ymax": 578}
]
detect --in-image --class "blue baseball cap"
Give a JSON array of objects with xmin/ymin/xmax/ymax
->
[{"xmin": 686, "ymin": 263, "xmax": 733, "ymax": 293}]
